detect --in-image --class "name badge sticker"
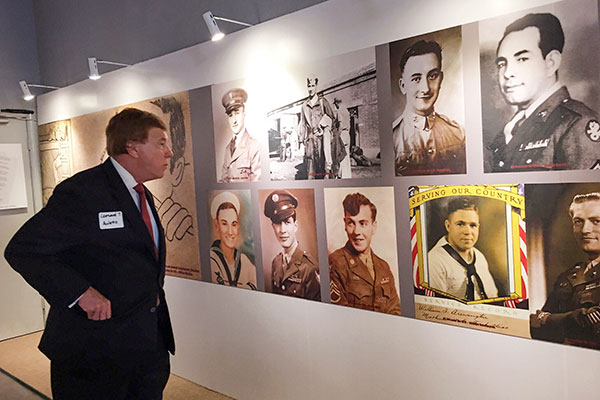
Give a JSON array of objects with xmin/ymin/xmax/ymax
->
[{"xmin": 98, "ymin": 211, "xmax": 124, "ymax": 230}]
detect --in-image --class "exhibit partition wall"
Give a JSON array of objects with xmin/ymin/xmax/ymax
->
[{"xmin": 34, "ymin": 0, "xmax": 600, "ymax": 398}]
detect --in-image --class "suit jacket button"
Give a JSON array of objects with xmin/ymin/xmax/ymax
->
[{"xmin": 150, "ymin": 307, "xmax": 157, "ymax": 313}]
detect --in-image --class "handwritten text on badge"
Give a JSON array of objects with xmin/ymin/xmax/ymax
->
[{"xmin": 98, "ymin": 211, "xmax": 124, "ymax": 230}]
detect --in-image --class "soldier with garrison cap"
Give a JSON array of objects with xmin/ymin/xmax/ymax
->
[
  {"xmin": 219, "ymin": 88, "xmax": 261, "ymax": 182},
  {"xmin": 531, "ymin": 193, "xmax": 600, "ymax": 349},
  {"xmin": 263, "ymin": 190, "xmax": 321, "ymax": 301},
  {"xmin": 489, "ymin": 13, "xmax": 600, "ymax": 172}
]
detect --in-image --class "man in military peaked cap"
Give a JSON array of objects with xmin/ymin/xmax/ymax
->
[
  {"xmin": 489, "ymin": 13, "xmax": 600, "ymax": 172},
  {"xmin": 263, "ymin": 190, "xmax": 321, "ymax": 301},
  {"xmin": 220, "ymin": 88, "xmax": 261, "ymax": 182}
]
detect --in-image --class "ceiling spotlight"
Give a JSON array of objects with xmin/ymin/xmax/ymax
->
[
  {"xmin": 19, "ymin": 80, "xmax": 59, "ymax": 101},
  {"xmin": 88, "ymin": 57, "xmax": 132, "ymax": 80},
  {"xmin": 202, "ymin": 11, "xmax": 253, "ymax": 42}
]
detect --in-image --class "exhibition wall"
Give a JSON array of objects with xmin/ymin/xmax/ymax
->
[
  {"xmin": 32, "ymin": 0, "xmax": 600, "ymax": 399},
  {"xmin": 0, "ymin": 0, "xmax": 46, "ymax": 341}
]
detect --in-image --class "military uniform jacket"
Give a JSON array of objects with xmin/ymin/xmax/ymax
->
[
  {"xmin": 221, "ymin": 129, "xmax": 261, "ymax": 182},
  {"xmin": 4, "ymin": 160, "xmax": 175, "ymax": 364},
  {"xmin": 329, "ymin": 241, "xmax": 401, "ymax": 315},
  {"xmin": 531, "ymin": 261, "xmax": 600, "ymax": 349},
  {"xmin": 209, "ymin": 240, "xmax": 257, "ymax": 290},
  {"xmin": 271, "ymin": 244, "xmax": 321, "ymax": 301},
  {"xmin": 393, "ymin": 110, "xmax": 465, "ymax": 176},
  {"xmin": 489, "ymin": 87, "xmax": 600, "ymax": 172}
]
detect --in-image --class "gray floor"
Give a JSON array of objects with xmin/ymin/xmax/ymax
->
[{"xmin": 0, "ymin": 370, "xmax": 46, "ymax": 400}]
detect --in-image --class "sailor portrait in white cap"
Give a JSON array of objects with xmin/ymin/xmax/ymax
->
[{"xmin": 209, "ymin": 191, "xmax": 257, "ymax": 289}]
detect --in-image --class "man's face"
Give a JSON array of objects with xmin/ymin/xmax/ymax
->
[
  {"xmin": 496, "ymin": 27, "xmax": 554, "ymax": 109},
  {"xmin": 216, "ymin": 208, "xmax": 239, "ymax": 250},
  {"xmin": 445, "ymin": 209, "xmax": 480, "ymax": 252},
  {"xmin": 307, "ymin": 79, "xmax": 318, "ymax": 97},
  {"xmin": 344, "ymin": 204, "xmax": 377, "ymax": 254},
  {"xmin": 227, "ymin": 106, "xmax": 245, "ymax": 136},
  {"xmin": 131, "ymin": 127, "xmax": 173, "ymax": 181},
  {"xmin": 272, "ymin": 216, "xmax": 298, "ymax": 249},
  {"xmin": 571, "ymin": 200, "xmax": 600, "ymax": 258},
  {"xmin": 400, "ymin": 52, "xmax": 442, "ymax": 116}
]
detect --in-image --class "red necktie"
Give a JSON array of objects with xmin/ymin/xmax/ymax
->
[{"xmin": 134, "ymin": 183, "xmax": 155, "ymax": 244}]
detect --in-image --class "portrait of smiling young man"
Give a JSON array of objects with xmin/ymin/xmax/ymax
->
[
  {"xmin": 427, "ymin": 197, "xmax": 498, "ymax": 302},
  {"xmin": 328, "ymin": 192, "xmax": 401, "ymax": 315},
  {"xmin": 484, "ymin": 11, "xmax": 600, "ymax": 172},
  {"xmin": 390, "ymin": 32, "xmax": 466, "ymax": 176}
]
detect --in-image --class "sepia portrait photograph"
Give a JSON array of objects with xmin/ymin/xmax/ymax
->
[
  {"xmin": 526, "ymin": 183, "xmax": 600, "ymax": 350},
  {"xmin": 207, "ymin": 189, "xmax": 257, "ymax": 290},
  {"xmin": 265, "ymin": 47, "xmax": 382, "ymax": 180},
  {"xmin": 258, "ymin": 188, "xmax": 321, "ymax": 301},
  {"xmin": 211, "ymin": 79, "xmax": 262, "ymax": 183},
  {"xmin": 409, "ymin": 185, "xmax": 530, "ymax": 337},
  {"xmin": 324, "ymin": 186, "xmax": 401, "ymax": 315},
  {"xmin": 389, "ymin": 25, "xmax": 466, "ymax": 176},
  {"xmin": 479, "ymin": 0, "xmax": 600, "ymax": 172},
  {"xmin": 38, "ymin": 91, "xmax": 202, "ymax": 280}
]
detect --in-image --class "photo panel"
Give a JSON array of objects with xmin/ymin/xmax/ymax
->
[
  {"xmin": 526, "ymin": 182, "xmax": 600, "ymax": 350},
  {"xmin": 324, "ymin": 186, "xmax": 401, "ymax": 315},
  {"xmin": 389, "ymin": 25, "xmax": 466, "ymax": 176},
  {"xmin": 207, "ymin": 189, "xmax": 257, "ymax": 290},
  {"xmin": 264, "ymin": 47, "xmax": 382, "ymax": 180},
  {"xmin": 211, "ymin": 79, "xmax": 263, "ymax": 183},
  {"xmin": 258, "ymin": 188, "xmax": 321, "ymax": 301},
  {"xmin": 409, "ymin": 185, "xmax": 529, "ymax": 337},
  {"xmin": 479, "ymin": 0, "xmax": 600, "ymax": 172},
  {"xmin": 38, "ymin": 91, "xmax": 201, "ymax": 280}
]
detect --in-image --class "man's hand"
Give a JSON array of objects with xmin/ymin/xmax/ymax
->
[{"xmin": 77, "ymin": 287, "xmax": 111, "ymax": 320}]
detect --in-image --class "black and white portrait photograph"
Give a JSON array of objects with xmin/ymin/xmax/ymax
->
[
  {"xmin": 479, "ymin": 0, "xmax": 600, "ymax": 173},
  {"xmin": 389, "ymin": 26, "xmax": 466, "ymax": 176},
  {"xmin": 211, "ymin": 80, "xmax": 262, "ymax": 183},
  {"xmin": 526, "ymin": 183, "xmax": 600, "ymax": 350},
  {"xmin": 265, "ymin": 47, "xmax": 382, "ymax": 180}
]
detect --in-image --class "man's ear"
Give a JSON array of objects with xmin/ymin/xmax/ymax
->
[
  {"xmin": 398, "ymin": 78, "xmax": 406, "ymax": 95},
  {"xmin": 444, "ymin": 219, "xmax": 450, "ymax": 232},
  {"xmin": 544, "ymin": 49, "xmax": 562, "ymax": 78},
  {"xmin": 125, "ymin": 141, "xmax": 139, "ymax": 158}
]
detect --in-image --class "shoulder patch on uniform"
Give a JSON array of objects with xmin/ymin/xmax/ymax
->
[{"xmin": 586, "ymin": 120, "xmax": 600, "ymax": 142}]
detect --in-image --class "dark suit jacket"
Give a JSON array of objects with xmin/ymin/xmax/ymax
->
[{"xmin": 4, "ymin": 159, "xmax": 175, "ymax": 364}]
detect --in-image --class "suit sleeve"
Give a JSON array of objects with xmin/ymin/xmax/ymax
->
[
  {"xmin": 249, "ymin": 139, "xmax": 261, "ymax": 181},
  {"xmin": 558, "ymin": 110, "xmax": 600, "ymax": 170},
  {"xmin": 304, "ymin": 265, "xmax": 321, "ymax": 301},
  {"xmin": 4, "ymin": 179, "xmax": 91, "ymax": 308}
]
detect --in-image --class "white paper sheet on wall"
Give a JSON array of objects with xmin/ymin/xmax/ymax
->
[{"xmin": 0, "ymin": 143, "xmax": 28, "ymax": 210}]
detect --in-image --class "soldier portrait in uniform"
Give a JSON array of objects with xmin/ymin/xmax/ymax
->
[
  {"xmin": 479, "ymin": 1, "xmax": 600, "ymax": 172},
  {"xmin": 527, "ymin": 183, "xmax": 600, "ymax": 350},
  {"xmin": 324, "ymin": 187, "xmax": 401, "ymax": 315},
  {"xmin": 208, "ymin": 190, "xmax": 257, "ymax": 290},
  {"xmin": 259, "ymin": 189, "xmax": 321, "ymax": 301},
  {"xmin": 427, "ymin": 197, "xmax": 498, "ymax": 301},
  {"xmin": 389, "ymin": 26, "xmax": 466, "ymax": 176},
  {"xmin": 266, "ymin": 47, "xmax": 382, "ymax": 181},
  {"xmin": 211, "ymin": 83, "xmax": 262, "ymax": 182}
]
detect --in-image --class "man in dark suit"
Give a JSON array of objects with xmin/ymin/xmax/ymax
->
[{"xmin": 4, "ymin": 108, "xmax": 175, "ymax": 400}]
